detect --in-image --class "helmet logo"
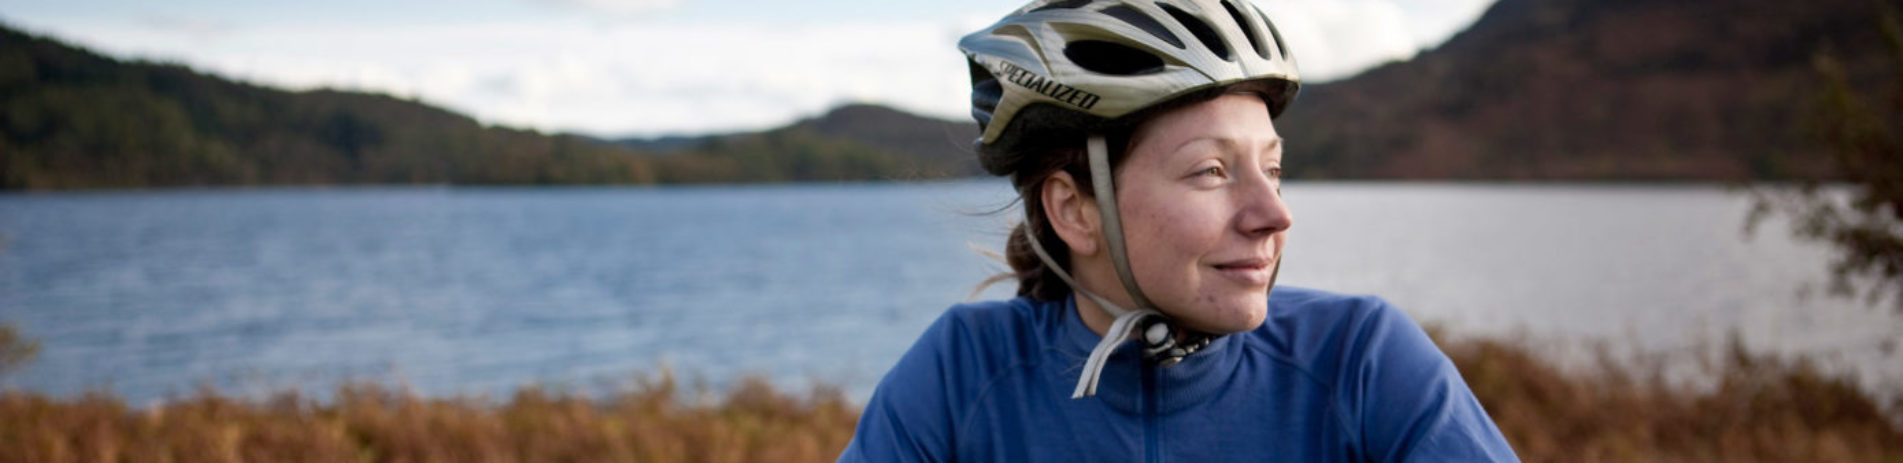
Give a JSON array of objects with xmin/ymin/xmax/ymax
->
[{"xmin": 1000, "ymin": 61, "xmax": 1101, "ymax": 110}]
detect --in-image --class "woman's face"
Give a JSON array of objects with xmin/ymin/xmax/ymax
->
[{"xmin": 1115, "ymin": 93, "xmax": 1292, "ymax": 334}]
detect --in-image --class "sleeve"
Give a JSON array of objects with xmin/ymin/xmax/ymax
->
[
  {"xmin": 1345, "ymin": 298, "xmax": 1520, "ymax": 463},
  {"xmin": 836, "ymin": 312, "xmax": 965, "ymax": 463}
]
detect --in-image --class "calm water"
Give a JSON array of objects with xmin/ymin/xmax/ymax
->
[{"xmin": 0, "ymin": 181, "xmax": 1897, "ymax": 405}]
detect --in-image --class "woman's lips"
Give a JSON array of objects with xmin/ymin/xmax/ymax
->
[{"xmin": 1212, "ymin": 258, "xmax": 1274, "ymax": 286}]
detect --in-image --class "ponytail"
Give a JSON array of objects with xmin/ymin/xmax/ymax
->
[{"xmin": 1006, "ymin": 212, "xmax": 1072, "ymax": 301}]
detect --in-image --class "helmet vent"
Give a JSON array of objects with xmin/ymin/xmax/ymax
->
[
  {"xmin": 1257, "ymin": 9, "xmax": 1289, "ymax": 61},
  {"xmin": 1064, "ymin": 40, "xmax": 1165, "ymax": 75},
  {"xmin": 1099, "ymin": 4, "xmax": 1184, "ymax": 49},
  {"xmin": 1029, "ymin": 0, "xmax": 1092, "ymax": 13},
  {"xmin": 1158, "ymin": 3, "xmax": 1231, "ymax": 61},
  {"xmin": 1221, "ymin": 0, "xmax": 1269, "ymax": 60}
]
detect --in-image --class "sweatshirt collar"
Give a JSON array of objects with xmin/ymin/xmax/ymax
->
[{"xmin": 1051, "ymin": 295, "xmax": 1240, "ymax": 415}]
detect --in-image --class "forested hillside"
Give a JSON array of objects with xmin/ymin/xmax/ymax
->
[
  {"xmin": 1276, "ymin": 0, "xmax": 1892, "ymax": 180},
  {"xmin": 0, "ymin": 25, "xmax": 974, "ymax": 190},
  {"xmin": 5, "ymin": 0, "xmax": 1895, "ymax": 189}
]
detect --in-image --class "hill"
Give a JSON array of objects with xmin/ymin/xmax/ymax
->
[
  {"xmin": 0, "ymin": 25, "xmax": 662, "ymax": 189},
  {"xmin": 618, "ymin": 104, "xmax": 981, "ymax": 183},
  {"xmin": 0, "ymin": 24, "xmax": 974, "ymax": 190},
  {"xmin": 1275, "ymin": 0, "xmax": 1893, "ymax": 180},
  {"xmin": 4, "ymin": 0, "xmax": 1896, "ymax": 189}
]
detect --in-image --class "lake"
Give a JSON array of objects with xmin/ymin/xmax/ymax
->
[{"xmin": 0, "ymin": 180, "xmax": 1897, "ymax": 405}]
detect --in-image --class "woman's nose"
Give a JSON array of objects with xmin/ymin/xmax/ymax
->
[{"xmin": 1237, "ymin": 175, "xmax": 1293, "ymax": 238}]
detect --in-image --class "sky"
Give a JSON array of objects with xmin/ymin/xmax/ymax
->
[{"xmin": 0, "ymin": 0, "xmax": 1496, "ymax": 138}]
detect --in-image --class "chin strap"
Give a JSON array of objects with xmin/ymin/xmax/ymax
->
[
  {"xmin": 1021, "ymin": 223, "xmax": 1177, "ymax": 398},
  {"xmin": 1022, "ymin": 134, "xmax": 1215, "ymax": 399}
]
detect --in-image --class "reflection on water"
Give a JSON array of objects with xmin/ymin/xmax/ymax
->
[{"xmin": 0, "ymin": 181, "xmax": 1896, "ymax": 404}]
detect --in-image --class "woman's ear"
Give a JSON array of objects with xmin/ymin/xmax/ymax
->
[{"xmin": 1043, "ymin": 171, "xmax": 1101, "ymax": 257}]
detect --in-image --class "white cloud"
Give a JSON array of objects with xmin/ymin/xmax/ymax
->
[
  {"xmin": 531, "ymin": 0, "xmax": 682, "ymax": 16},
  {"xmin": 134, "ymin": 13, "xmax": 235, "ymax": 42},
  {"xmin": 1255, "ymin": 0, "xmax": 1432, "ymax": 81},
  {"xmin": 1392, "ymin": 0, "xmax": 1496, "ymax": 47}
]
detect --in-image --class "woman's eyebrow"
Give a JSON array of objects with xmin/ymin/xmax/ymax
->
[{"xmin": 1169, "ymin": 136, "xmax": 1283, "ymax": 157}]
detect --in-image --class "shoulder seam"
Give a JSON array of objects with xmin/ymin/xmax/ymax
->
[
  {"xmin": 952, "ymin": 355, "xmax": 1042, "ymax": 452},
  {"xmin": 946, "ymin": 298, "xmax": 1050, "ymax": 454},
  {"xmin": 1237, "ymin": 340, "xmax": 1364, "ymax": 453},
  {"xmin": 1249, "ymin": 292, "xmax": 1388, "ymax": 453}
]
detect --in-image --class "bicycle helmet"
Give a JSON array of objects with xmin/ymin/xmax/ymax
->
[
  {"xmin": 963, "ymin": 0, "xmax": 1300, "ymax": 169},
  {"xmin": 959, "ymin": 0, "xmax": 1302, "ymax": 398}
]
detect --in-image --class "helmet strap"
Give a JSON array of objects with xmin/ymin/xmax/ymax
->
[{"xmin": 1085, "ymin": 134, "xmax": 1160, "ymax": 311}]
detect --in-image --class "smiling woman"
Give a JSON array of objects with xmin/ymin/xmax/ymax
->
[{"xmin": 835, "ymin": 0, "xmax": 1518, "ymax": 461}]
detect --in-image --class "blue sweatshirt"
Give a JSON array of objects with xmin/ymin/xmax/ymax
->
[{"xmin": 837, "ymin": 286, "xmax": 1518, "ymax": 462}]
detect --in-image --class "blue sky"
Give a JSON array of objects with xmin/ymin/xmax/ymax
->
[{"xmin": 0, "ymin": 0, "xmax": 1496, "ymax": 137}]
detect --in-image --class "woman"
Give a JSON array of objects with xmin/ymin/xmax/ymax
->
[{"xmin": 839, "ymin": 0, "xmax": 1518, "ymax": 460}]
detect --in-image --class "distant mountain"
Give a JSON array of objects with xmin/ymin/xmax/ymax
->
[
  {"xmin": 1276, "ymin": 0, "xmax": 1891, "ymax": 180},
  {"xmin": 616, "ymin": 134, "xmax": 713, "ymax": 153},
  {"xmin": 785, "ymin": 104, "xmax": 982, "ymax": 176},
  {"xmin": 0, "ymin": 24, "xmax": 975, "ymax": 190},
  {"xmin": 616, "ymin": 104, "xmax": 982, "ymax": 181},
  {"xmin": 4, "ymin": 0, "xmax": 1890, "ymax": 190},
  {"xmin": 0, "ymin": 25, "xmax": 664, "ymax": 189}
]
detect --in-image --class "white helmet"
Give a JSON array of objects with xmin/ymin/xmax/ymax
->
[
  {"xmin": 961, "ymin": 0, "xmax": 1300, "ymax": 171},
  {"xmin": 959, "ymin": 0, "xmax": 1302, "ymax": 398}
]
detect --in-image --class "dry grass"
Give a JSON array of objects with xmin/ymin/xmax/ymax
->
[
  {"xmin": 1441, "ymin": 330, "xmax": 1903, "ymax": 463},
  {"xmin": 0, "ymin": 336, "xmax": 1897, "ymax": 462},
  {"xmin": 0, "ymin": 371, "xmax": 857, "ymax": 463}
]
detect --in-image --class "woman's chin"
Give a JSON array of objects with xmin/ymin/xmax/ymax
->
[{"xmin": 1179, "ymin": 299, "xmax": 1268, "ymax": 334}]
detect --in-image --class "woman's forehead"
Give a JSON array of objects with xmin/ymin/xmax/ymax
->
[{"xmin": 1131, "ymin": 95, "xmax": 1281, "ymax": 159}]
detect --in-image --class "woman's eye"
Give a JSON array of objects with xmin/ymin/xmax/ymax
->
[
  {"xmin": 1266, "ymin": 166, "xmax": 1282, "ymax": 178},
  {"xmin": 1196, "ymin": 166, "xmax": 1224, "ymax": 177}
]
